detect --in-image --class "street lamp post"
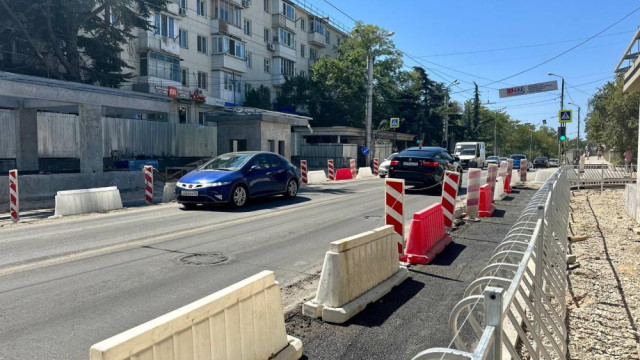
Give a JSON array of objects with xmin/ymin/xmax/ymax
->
[
  {"xmin": 442, "ymin": 79, "xmax": 459, "ymax": 151},
  {"xmin": 548, "ymin": 73, "xmax": 565, "ymax": 161}
]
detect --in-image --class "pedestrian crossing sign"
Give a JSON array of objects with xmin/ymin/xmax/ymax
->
[
  {"xmin": 559, "ymin": 109, "xmax": 572, "ymax": 123},
  {"xmin": 390, "ymin": 117, "xmax": 400, "ymax": 128}
]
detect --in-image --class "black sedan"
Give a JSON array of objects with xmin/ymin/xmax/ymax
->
[
  {"xmin": 533, "ymin": 157, "xmax": 550, "ymax": 168},
  {"xmin": 388, "ymin": 147, "xmax": 462, "ymax": 192}
]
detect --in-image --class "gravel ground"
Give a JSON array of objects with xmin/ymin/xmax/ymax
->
[{"xmin": 567, "ymin": 189, "xmax": 640, "ymax": 359}]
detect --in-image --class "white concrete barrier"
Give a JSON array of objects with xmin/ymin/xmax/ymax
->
[
  {"xmin": 511, "ymin": 170, "xmax": 521, "ymax": 187},
  {"xmin": 494, "ymin": 177, "xmax": 506, "ymax": 201},
  {"xmin": 54, "ymin": 186, "xmax": 123, "ymax": 217},
  {"xmin": 90, "ymin": 271, "xmax": 302, "ymax": 360},
  {"xmin": 162, "ymin": 182, "xmax": 176, "ymax": 203},
  {"xmin": 307, "ymin": 170, "xmax": 327, "ymax": 184},
  {"xmin": 533, "ymin": 169, "xmax": 555, "ymax": 183},
  {"xmin": 303, "ymin": 225, "xmax": 409, "ymax": 323},
  {"xmin": 355, "ymin": 167, "xmax": 374, "ymax": 179},
  {"xmin": 625, "ymin": 184, "xmax": 637, "ymax": 220}
]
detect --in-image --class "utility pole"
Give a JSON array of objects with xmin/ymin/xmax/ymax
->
[
  {"xmin": 443, "ymin": 91, "xmax": 449, "ymax": 150},
  {"xmin": 365, "ymin": 53, "xmax": 373, "ymax": 166},
  {"xmin": 494, "ymin": 116, "xmax": 497, "ymax": 155},
  {"xmin": 529, "ymin": 124, "xmax": 533, "ymax": 160},
  {"xmin": 560, "ymin": 77, "xmax": 565, "ymax": 161}
]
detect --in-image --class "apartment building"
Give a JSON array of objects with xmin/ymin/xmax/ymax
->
[{"xmin": 122, "ymin": 0, "xmax": 348, "ymax": 125}]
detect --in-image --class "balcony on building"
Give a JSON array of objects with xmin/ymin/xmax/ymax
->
[
  {"xmin": 212, "ymin": 53, "xmax": 247, "ymax": 74},
  {"xmin": 272, "ymin": 13, "xmax": 296, "ymax": 32},
  {"xmin": 139, "ymin": 33, "xmax": 181, "ymax": 57},
  {"xmin": 273, "ymin": 42, "xmax": 297, "ymax": 59},
  {"xmin": 272, "ymin": 73, "xmax": 286, "ymax": 86},
  {"xmin": 307, "ymin": 31, "xmax": 326, "ymax": 48},
  {"xmin": 211, "ymin": 19, "xmax": 244, "ymax": 39}
]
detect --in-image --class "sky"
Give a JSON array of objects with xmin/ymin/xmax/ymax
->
[{"xmin": 305, "ymin": 0, "xmax": 639, "ymax": 141}]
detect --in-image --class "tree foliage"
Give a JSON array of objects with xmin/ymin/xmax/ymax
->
[
  {"xmin": 244, "ymin": 85, "xmax": 272, "ymax": 110},
  {"xmin": 0, "ymin": 0, "xmax": 167, "ymax": 87}
]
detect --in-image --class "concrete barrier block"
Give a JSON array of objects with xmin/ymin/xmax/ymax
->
[
  {"xmin": 303, "ymin": 225, "xmax": 409, "ymax": 323},
  {"xmin": 90, "ymin": 270, "xmax": 302, "ymax": 360},
  {"xmin": 494, "ymin": 177, "xmax": 506, "ymax": 201},
  {"xmin": 356, "ymin": 167, "xmax": 374, "ymax": 179},
  {"xmin": 54, "ymin": 186, "xmax": 123, "ymax": 217},
  {"xmin": 511, "ymin": 170, "xmax": 521, "ymax": 187},
  {"xmin": 625, "ymin": 184, "xmax": 637, "ymax": 220},
  {"xmin": 307, "ymin": 170, "xmax": 327, "ymax": 184},
  {"xmin": 162, "ymin": 182, "xmax": 176, "ymax": 203}
]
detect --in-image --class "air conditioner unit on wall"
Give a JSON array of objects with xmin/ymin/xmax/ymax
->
[
  {"xmin": 267, "ymin": 43, "xmax": 275, "ymax": 51},
  {"xmin": 179, "ymin": 7, "xmax": 187, "ymax": 15},
  {"xmin": 241, "ymin": 0, "xmax": 251, "ymax": 8}
]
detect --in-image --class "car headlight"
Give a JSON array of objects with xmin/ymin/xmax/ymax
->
[{"xmin": 200, "ymin": 181, "xmax": 231, "ymax": 188}]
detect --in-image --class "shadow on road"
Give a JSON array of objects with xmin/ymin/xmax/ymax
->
[
  {"xmin": 428, "ymin": 242, "xmax": 467, "ymax": 266},
  {"xmin": 491, "ymin": 209, "xmax": 506, "ymax": 218},
  {"xmin": 179, "ymin": 195, "xmax": 312, "ymax": 212}
]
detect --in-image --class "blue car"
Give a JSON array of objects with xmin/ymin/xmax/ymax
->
[
  {"xmin": 509, "ymin": 154, "xmax": 527, "ymax": 169},
  {"xmin": 175, "ymin": 151, "xmax": 300, "ymax": 208}
]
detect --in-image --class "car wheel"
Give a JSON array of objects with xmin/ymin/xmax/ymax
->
[
  {"xmin": 230, "ymin": 185, "xmax": 248, "ymax": 208},
  {"xmin": 284, "ymin": 179, "xmax": 298, "ymax": 198},
  {"xmin": 182, "ymin": 203, "xmax": 197, "ymax": 210}
]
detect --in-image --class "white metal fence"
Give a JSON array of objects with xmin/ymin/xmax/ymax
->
[
  {"xmin": 413, "ymin": 167, "xmax": 570, "ymax": 360},
  {"xmin": 567, "ymin": 164, "xmax": 636, "ymax": 189}
]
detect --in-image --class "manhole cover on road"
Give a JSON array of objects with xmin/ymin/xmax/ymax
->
[
  {"xmin": 362, "ymin": 215, "xmax": 381, "ymax": 220},
  {"xmin": 179, "ymin": 252, "xmax": 230, "ymax": 266}
]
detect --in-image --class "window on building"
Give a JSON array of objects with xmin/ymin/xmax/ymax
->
[
  {"xmin": 310, "ymin": 19, "xmax": 325, "ymax": 35},
  {"xmin": 309, "ymin": 48, "xmax": 318, "ymax": 60},
  {"xmin": 264, "ymin": 28, "xmax": 270, "ymax": 43},
  {"xmin": 143, "ymin": 52, "xmax": 180, "ymax": 82},
  {"xmin": 337, "ymin": 37, "xmax": 340, "ymax": 45},
  {"xmin": 300, "ymin": 44, "xmax": 305, "ymax": 58},
  {"xmin": 197, "ymin": 35, "xmax": 208, "ymax": 53},
  {"xmin": 212, "ymin": 36, "xmax": 245, "ymax": 59},
  {"xmin": 154, "ymin": 14, "xmax": 175, "ymax": 38},
  {"xmin": 282, "ymin": 3, "xmax": 294, "ymax": 20},
  {"xmin": 268, "ymin": 140, "xmax": 275, "ymax": 153},
  {"xmin": 264, "ymin": 58, "xmax": 270, "ymax": 73},
  {"xmin": 223, "ymin": 73, "xmax": 242, "ymax": 92},
  {"xmin": 325, "ymin": 30, "xmax": 330, "ymax": 44},
  {"xmin": 213, "ymin": 0, "xmax": 242, "ymax": 27},
  {"xmin": 280, "ymin": 58, "xmax": 294, "ymax": 77},
  {"xmin": 299, "ymin": 70, "xmax": 305, "ymax": 77},
  {"xmin": 181, "ymin": 67, "xmax": 189, "ymax": 86},
  {"xmin": 230, "ymin": 139, "xmax": 247, "ymax": 152},
  {"xmin": 264, "ymin": 0, "xmax": 269, "ymax": 12},
  {"xmin": 278, "ymin": 140, "xmax": 285, "ymax": 156},
  {"xmin": 197, "ymin": 71, "xmax": 208, "ymax": 89},
  {"xmin": 300, "ymin": 18, "xmax": 305, "ymax": 31},
  {"xmin": 198, "ymin": 112, "xmax": 206, "ymax": 125},
  {"xmin": 246, "ymin": 52, "xmax": 252, "ymax": 68},
  {"xmin": 278, "ymin": 28, "xmax": 294, "ymax": 48},
  {"xmin": 179, "ymin": 29, "xmax": 188, "ymax": 48},
  {"xmin": 179, "ymin": 106, "xmax": 188, "ymax": 124},
  {"xmin": 243, "ymin": 19, "xmax": 251, "ymax": 36},
  {"xmin": 179, "ymin": 0, "xmax": 187, "ymax": 10},
  {"xmin": 197, "ymin": 0, "xmax": 206, "ymax": 16},
  {"xmin": 244, "ymin": 83, "xmax": 253, "ymax": 94}
]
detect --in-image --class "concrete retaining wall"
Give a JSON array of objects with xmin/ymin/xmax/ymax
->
[
  {"xmin": 54, "ymin": 186, "xmax": 123, "ymax": 217},
  {"xmin": 90, "ymin": 270, "xmax": 302, "ymax": 360},
  {"xmin": 303, "ymin": 225, "xmax": 409, "ymax": 323},
  {"xmin": 625, "ymin": 184, "xmax": 637, "ymax": 220}
]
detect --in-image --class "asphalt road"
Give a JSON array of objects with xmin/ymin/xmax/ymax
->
[{"xmin": 0, "ymin": 177, "xmax": 456, "ymax": 360}]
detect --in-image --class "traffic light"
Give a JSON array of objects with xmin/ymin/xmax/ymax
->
[{"xmin": 558, "ymin": 126, "xmax": 567, "ymax": 141}]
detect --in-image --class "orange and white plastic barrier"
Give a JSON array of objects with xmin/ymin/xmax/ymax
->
[
  {"xmin": 334, "ymin": 168, "xmax": 353, "ymax": 180},
  {"xmin": 441, "ymin": 170, "xmax": 460, "ymax": 229},
  {"xmin": 144, "ymin": 165, "xmax": 153, "ymax": 205},
  {"xmin": 373, "ymin": 158, "xmax": 379, "ymax": 176},
  {"xmin": 478, "ymin": 184, "xmax": 495, "ymax": 217},
  {"xmin": 504, "ymin": 173, "xmax": 512, "ymax": 194},
  {"xmin": 519, "ymin": 159, "xmax": 527, "ymax": 183},
  {"xmin": 486, "ymin": 163, "xmax": 498, "ymax": 202},
  {"xmin": 507, "ymin": 158, "xmax": 514, "ymax": 173},
  {"xmin": 400, "ymin": 203, "xmax": 452, "ymax": 264},
  {"xmin": 499, "ymin": 161, "xmax": 508, "ymax": 182},
  {"xmin": 328, "ymin": 159, "xmax": 335, "ymax": 180},
  {"xmin": 350, "ymin": 158, "xmax": 356, "ymax": 179},
  {"xmin": 300, "ymin": 160, "xmax": 308, "ymax": 184},
  {"xmin": 9, "ymin": 169, "xmax": 19, "ymax": 223},
  {"xmin": 466, "ymin": 168, "xmax": 481, "ymax": 219},
  {"xmin": 385, "ymin": 178, "xmax": 405, "ymax": 254}
]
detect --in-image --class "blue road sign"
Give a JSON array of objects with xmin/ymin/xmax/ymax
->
[
  {"xmin": 559, "ymin": 109, "xmax": 572, "ymax": 123},
  {"xmin": 361, "ymin": 147, "xmax": 370, "ymax": 156},
  {"xmin": 390, "ymin": 117, "xmax": 400, "ymax": 128}
]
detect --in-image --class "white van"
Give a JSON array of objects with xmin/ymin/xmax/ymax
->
[{"xmin": 454, "ymin": 141, "xmax": 486, "ymax": 169}]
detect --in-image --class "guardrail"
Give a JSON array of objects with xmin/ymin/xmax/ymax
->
[
  {"xmin": 412, "ymin": 167, "xmax": 570, "ymax": 360},
  {"xmin": 567, "ymin": 164, "xmax": 636, "ymax": 189}
]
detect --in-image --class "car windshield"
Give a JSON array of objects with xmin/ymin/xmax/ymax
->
[
  {"xmin": 535, "ymin": 157, "xmax": 547, "ymax": 161},
  {"xmin": 550, "ymin": 158, "xmax": 558, "ymax": 162},
  {"xmin": 398, "ymin": 150, "xmax": 438, "ymax": 158},
  {"xmin": 200, "ymin": 154, "xmax": 253, "ymax": 171},
  {"xmin": 386, "ymin": 153, "xmax": 398, "ymax": 161},
  {"xmin": 510, "ymin": 155, "xmax": 525, "ymax": 160},
  {"xmin": 454, "ymin": 145, "xmax": 476, "ymax": 156},
  {"xmin": 487, "ymin": 156, "xmax": 498, "ymax": 160}
]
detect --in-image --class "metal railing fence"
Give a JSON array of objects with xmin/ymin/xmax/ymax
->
[
  {"xmin": 567, "ymin": 164, "xmax": 636, "ymax": 189},
  {"xmin": 412, "ymin": 167, "xmax": 570, "ymax": 360}
]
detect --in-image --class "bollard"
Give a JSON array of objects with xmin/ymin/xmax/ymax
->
[
  {"xmin": 301, "ymin": 160, "xmax": 308, "ymax": 184},
  {"xmin": 144, "ymin": 165, "xmax": 153, "ymax": 205},
  {"xmin": 466, "ymin": 169, "xmax": 481, "ymax": 219},
  {"xmin": 487, "ymin": 164, "xmax": 498, "ymax": 202},
  {"xmin": 520, "ymin": 159, "xmax": 527, "ymax": 183},
  {"xmin": 373, "ymin": 158, "xmax": 379, "ymax": 176},
  {"xmin": 385, "ymin": 178, "xmax": 405, "ymax": 254},
  {"xmin": 9, "ymin": 169, "xmax": 19, "ymax": 223},
  {"xmin": 327, "ymin": 159, "xmax": 335, "ymax": 180},
  {"xmin": 350, "ymin": 158, "xmax": 356, "ymax": 179},
  {"xmin": 441, "ymin": 171, "xmax": 460, "ymax": 229}
]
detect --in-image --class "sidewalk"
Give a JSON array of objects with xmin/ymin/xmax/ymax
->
[
  {"xmin": 283, "ymin": 187, "xmax": 538, "ymax": 359},
  {"xmin": 567, "ymin": 189, "xmax": 640, "ymax": 359}
]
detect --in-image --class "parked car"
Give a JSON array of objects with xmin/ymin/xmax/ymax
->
[
  {"xmin": 509, "ymin": 154, "xmax": 528, "ymax": 170},
  {"xmin": 549, "ymin": 158, "xmax": 559, "ymax": 167},
  {"xmin": 533, "ymin": 157, "xmax": 550, "ymax": 168},
  {"xmin": 499, "ymin": 157, "xmax": 508, "ymax": 164},
  {"xmin": 388, "ymin": 147, "xmax": 462, "ymax": 192},
  {"xmin": 378, "ymin": 152, "xmax": 398, "ymax": 178},
  {"xmin": 486, "ymin": 156, "xmax": 500, "ymax": 166},
  {"xmin": 175, "ymin": 151, "xmax": 300, "ymax": 208}
]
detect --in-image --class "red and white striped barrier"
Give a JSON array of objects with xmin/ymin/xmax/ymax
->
[
  {"xmin": 350, "ymin": 159, "xmax": 356, "ymax": 179},
  {"xmin": 507, "ymin": 159, "xmax": 514, "ymax": 173},
  {"xmin": 466, "ymin": 168, "xmax": 481, "ymax": 219},
  {"xmin": 499, "ymin": 161, "xmax": 508, "ymax": 182},
  {"xmin": 9, "ymin": 169, "xmax": 19, "ymax": 223},
  {"xmin": 327, "ymin": 159, "xmax": 335, "ymax": 180},
  {"xmin": 486, "ymin": 164, "xmax": 498, "ymax": 202},
  {"xmin": 385, "ymin": 178, "xmax": 405, "ymax": 254},
  {"xmin": 441, "ymin": 170, "xmax": 460, "ymax": 229},
  {"xmin": 300, "ymin": 160, "xmax": 308, "ymax": 184},
  {"xmin": 144, "ymin": 165, "xmax": 153, "ymax": 205},
  {"xmin": 519, "ymin": 159, "xmax": 527, "ymax": 183},
  {"xmin": 373, "ymin": 158, "xmax": 379, "ymax": 176}
]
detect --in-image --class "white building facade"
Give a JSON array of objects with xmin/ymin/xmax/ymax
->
[{"xmin": 121, "ymin": 0, "xmax": 348, "ymax": 125}]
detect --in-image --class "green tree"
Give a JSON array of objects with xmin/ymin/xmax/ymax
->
[
  {"xmin": 244, "ymin": 85, "xmax": 272, "ymax": 110},
  {"xmin": 0, "ymin": 0, "xmax": 167, "ymax": 87}
]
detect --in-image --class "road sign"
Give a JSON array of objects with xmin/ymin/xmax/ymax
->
[
  {"xmin": 559, "ymin": 109, "xmax": 572, "ymax": 123},
  {"xmin": 361, "ymin": 146, "xmax": 370, "ymax": 156},
  {"xmin": 390, "ymin": 117, "xmax": 400, "ymax": 128},
  {"xmin": 498, "ymin": 80, "xmax": 558, "ymax": 98}
]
